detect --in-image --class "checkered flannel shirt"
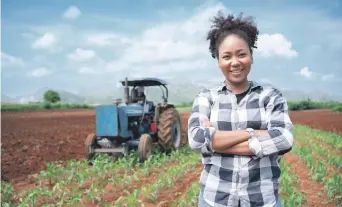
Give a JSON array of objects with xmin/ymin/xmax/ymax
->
[{"xmin": 188, "ymin": 80, "xmax": 294, "ymax": 207}]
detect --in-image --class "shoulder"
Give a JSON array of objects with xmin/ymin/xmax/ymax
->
[
  {"xmin": 251, "ymin": 81, "xmax": 288, "ymax": 106},
  {"xmin": 253, "ymin": 81, "xmax": 285, "ymax": 97},
  {"xmin": 193, "ymin": 81, "xmax": 224, "ymax": 104},
  {"xmin": 196, "ymin": 81, "xmax": 223, "ymax": 97}
]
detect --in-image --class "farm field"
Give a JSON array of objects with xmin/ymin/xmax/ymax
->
[{"xmin": 1, "ymin": 108, "xmax": 342, "ymax": 206}]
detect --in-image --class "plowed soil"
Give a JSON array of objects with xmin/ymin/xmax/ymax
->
[
  {"xmin": 1, "ymin": 108, "xmax": 342, "ymax": 205},
  {"xmin": 289, "ymin": 109, "xmax": 342, "ymax": 135}
]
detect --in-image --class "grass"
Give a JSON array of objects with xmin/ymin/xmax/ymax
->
[
  {"xmin": 287, "ymin": 99, "xmax": 342, "ymax": 112},
  {"xmin": 175, "ymin": 100, "xmax": 342, "ymax": 113},
  {"xmin": 176, "ymin": 106, "xmax": 192, "ymax": 112},
  {"xmin": 1, "ymin": 102, "xmax": 93, "ymax": 111}
]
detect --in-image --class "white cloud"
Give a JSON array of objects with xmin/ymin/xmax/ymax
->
[
  {"xmin": 259, "ymin": 78, "xmax": 272, "ymax": 84},
  {"xmin": 80, "ymin": 2, "xmax": 227, "ymax": 75},
  {"xmin": 86, "ymin": 33, "xmax": 130, "ymax": 46},
  {"xmin": 321, "ymin": 74, "xmax": 335, "ymax": 81},
  {"xmin": 298, "ymin": 67, "xmax": 313, "ymax": 78},
  {"xmin": 105, "ymin": 61, "xmax": 130, "ymax": 72},
  {"xmin": 78, "ymin": 67, "xmax": 97, "ymax": 74},
  {"xmin": 68, "ymin": 48, "xmax": 96, "ymax": 61},
  {"xmin": 1, "ymin": 52, "xmax": 25, "ymax": 67},
  {"xmin": 29, "ymin": 67, "xmax": 51, "ymax": 77},
  {"xmin": 295, "ymin": 67, "xmax": 340, "ymax": 82},
  {"xmin": 101, "ymin": 2, "xmax": 227, "ymax": 72},
  {"xmin": 63, "ymin": 6, "xmax": 81, "ymax": 19},
  {"xmin": 256, "ymin": 33, "xmax": 298, "ymax": 58},
  {"xmin": 32, "ymin": 33, "xmax": 56, "ymax": 50}
]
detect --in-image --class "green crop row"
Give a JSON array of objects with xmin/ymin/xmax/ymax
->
[
  {"xmin": 295, "ymin": 124, "xmax": 342, "ymax": 151},
  {"xmin": 175, "ymin": 99, "xmax": 342, "ymax": 113},
  {"xmin": 2, "ymin": 147, "xmax": 200, "ymax": 207},
  {"xmin": 1, "ymin": 102, "xmax": 93, "ymax": 111},
  {"xmin": 294, "ymin": 128, "xmax": 341, "ymax": 170},
  {"xmin": 293, "ymin": 142, "xmax": 342, "ymax": 205},
  {"xmin": 113, "ymin": 150, "xmax": 201, "ymax": 206},
  {"xmin": 287, "ymin": 99, "xmax": 342, "ymax": 112},
  {"xmin": 279, "ymin": 158, "xmax": 306, "ymax": 207}
]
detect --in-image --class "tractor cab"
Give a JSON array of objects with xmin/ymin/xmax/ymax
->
[{"xmin": 120, "ymin": 78, "xmax": 169, "ymax": 113}]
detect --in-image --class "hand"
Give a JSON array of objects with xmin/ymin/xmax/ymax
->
[
  {"xmin": 254, "ymin": 130, "xmax": 268, "ymax": 136},
  {"xmin": 200, "ymin": 116, "xmax": 212, "ymax": 127}
]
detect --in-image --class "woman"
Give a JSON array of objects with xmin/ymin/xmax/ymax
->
[{"xmin": 188, "ymin": 12, "xmax": 294, "ymax": 207}]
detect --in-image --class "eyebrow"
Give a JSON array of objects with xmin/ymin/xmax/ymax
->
[{"xmin": 221, "ymin": 49, "xmax": 246, "ymax": 54}]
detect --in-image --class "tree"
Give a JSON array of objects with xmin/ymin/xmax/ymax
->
[{"xmin": 44, "ymin": 90, "xmax": 61, "ymax": 103}]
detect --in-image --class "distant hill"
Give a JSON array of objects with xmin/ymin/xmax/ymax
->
[
  {"xmin": 2, "ymin": 80, "xmax": 342, "ymax": 104},
  {"xmin": 1, "ymin": 88, "xmax": 87, "ymax": 104}
]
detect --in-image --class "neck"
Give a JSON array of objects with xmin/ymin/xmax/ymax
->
[{"xmin": 225, "ymin": 80, "xmax": 250, "ymax": 94}]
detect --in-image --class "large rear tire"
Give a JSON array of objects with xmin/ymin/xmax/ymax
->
[
  {"xmin": 138, "ymin": 134, "xmax": 152, "ymax": 162},
  {"xmin": 157, "ymin": 107, "xmax": 182, "ymax": 151},
  {"xmin": 85, "ymin": 133, "xmax": 98, "ymax": 161}
]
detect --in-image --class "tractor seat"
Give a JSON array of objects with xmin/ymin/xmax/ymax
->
[
  {"xmin": 131, "ymin": 88, "xmax": 145, "ymax": 102},
  {"xmin": 141, "ymin": 100, "xmax": 154, "ymax": 113}
]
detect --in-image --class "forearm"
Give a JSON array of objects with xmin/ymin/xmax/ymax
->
[
  {"xmin": 212, "ymin": 130, "xmax": 266, "ymax": 152},
  {"xmin": 215, "ymin": 141, "xmax": 254, "ymax": 155},
  {"xmin": 211, "ymin": 130, "xmax": 249, "ymax": 151}
]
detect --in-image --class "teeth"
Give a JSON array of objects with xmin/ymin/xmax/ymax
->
[{"xmin": 231, "ymin": 69, "xmax": 242, "ymax": 74}]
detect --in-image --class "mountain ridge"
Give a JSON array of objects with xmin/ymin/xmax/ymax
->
[{"xmin": 2, "ymin": 80, "xmax": 342, "ymax": 104}]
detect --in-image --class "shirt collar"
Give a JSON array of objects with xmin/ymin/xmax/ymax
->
[{"xmin": 215, "ymin": 80, "xmax": 262, "ymax": 92}]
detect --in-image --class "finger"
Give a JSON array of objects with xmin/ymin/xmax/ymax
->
[{"xmin": 200, "ymin": 117, "xmax": 211, "ymax": 127}]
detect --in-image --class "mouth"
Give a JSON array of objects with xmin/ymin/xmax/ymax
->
[{"xmin": 230, "ymin": 69, "xmax": 243, "ymax": 75}]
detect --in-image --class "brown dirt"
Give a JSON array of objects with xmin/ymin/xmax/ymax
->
[
  {"xmin": 283, "ymin": 152, "xmax": 337, "ymax": 207},
  {"xmin": 1, "ymin": 108, "xmax": 342, "ymax": 205},
  {"xmin": 1, "ymin": 109, "xmax": 96, "ymax": 183},
  {"xmin": 141, "ymin": 163, "xmax": 203, "ymax": 207},
  {"xmin": 289, "ymin": 109, "xmax": 342, "ymax": 135}
]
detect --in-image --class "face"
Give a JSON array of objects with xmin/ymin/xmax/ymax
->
[{"xmin": 217, "ymin": 34, "xmax": 253, "ymax": 86}]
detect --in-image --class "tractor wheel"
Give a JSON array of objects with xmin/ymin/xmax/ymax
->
[
  {"xmin": 157, "ymin": 107, "xmax": 182, "ymax": 151},
  {"xmin": 138, "ymin": 134, "xmax": 152, "ymax": 162},
  {"xmin": 85, "ymin": 133, "xmax": 98, "ymax": 161}
]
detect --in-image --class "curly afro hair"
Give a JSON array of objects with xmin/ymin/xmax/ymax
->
[{"xmin": 207, "ymin": 11, "xmax": 259, "ymax": 58}]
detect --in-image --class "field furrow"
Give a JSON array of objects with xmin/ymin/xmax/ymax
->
[
  {"xmin": 295, "ymin": 124, "xmax": 342, "ymax": 154},
  {"xmin": 143, "ymin": 164, "xmax": 202, "ymax": 207},
  {"xmin": 283, "ymin": 152, "xmax": 337, "ymax": 207}
]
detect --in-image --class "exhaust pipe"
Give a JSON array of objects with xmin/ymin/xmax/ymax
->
[{"xmin": 124, "ymin": 77, "xmax": 129, "ymax": 104}]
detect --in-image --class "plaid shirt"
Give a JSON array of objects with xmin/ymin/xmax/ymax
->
[{"xmin": 188, "ymin": 80, "xmax": 294, "ymax": 207}]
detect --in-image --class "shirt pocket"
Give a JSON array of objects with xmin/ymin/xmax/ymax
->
[{"xmin": 246, "ymin": 97, "xmax": 268, "ymax": 130}]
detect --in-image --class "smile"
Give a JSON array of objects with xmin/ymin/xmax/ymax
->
[{"xmin": 231, "ymin": 69, "xmax": 243, "ymax": 74}]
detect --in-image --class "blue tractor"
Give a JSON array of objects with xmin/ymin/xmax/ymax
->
[{"xmin": 85, "ymin": 77, "xmax": 184, "ymax": 162}]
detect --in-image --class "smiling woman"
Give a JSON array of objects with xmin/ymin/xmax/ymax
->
[{"xmin": 188, "ymin": 11, "xmax": 294, "ymax": 207}]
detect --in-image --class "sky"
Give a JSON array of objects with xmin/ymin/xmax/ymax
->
[{"xmin": 1, "ymin": 0, "xmax": 342, "ymax": 97}]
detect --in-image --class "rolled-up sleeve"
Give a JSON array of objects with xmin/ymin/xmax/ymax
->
[
  {"xmin": 187, "ymin": 88, "xmax": 216, "ymax": 154},
  {"xmin": 249, "ymin": 88, "xmax": 294, "ymax": 158}
]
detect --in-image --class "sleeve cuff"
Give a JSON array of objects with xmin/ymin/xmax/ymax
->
[
  {"xmin": 248, "ymin": 136, "xmax": 263, "ymax": 159},
  {"xmin": 204, "ymin": 126, "xmax": 216, "ymax": 153}
]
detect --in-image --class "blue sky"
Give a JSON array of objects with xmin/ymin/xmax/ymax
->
[{"xmin": 2, "ymin": 0, "xmax": 342, "ymax": 97}]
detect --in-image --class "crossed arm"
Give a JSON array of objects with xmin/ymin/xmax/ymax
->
[
  {"xmin": 187, "ymin": 88, "xmax": 294, "ymax": 158},
  {"xmin": 200, "ymin": 117, "xmax": 267, "ymax": 155}
]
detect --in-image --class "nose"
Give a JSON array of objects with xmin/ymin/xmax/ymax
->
[{"xmin": 231, "ymin": 56, "xmax": 240, "ymax": 67}]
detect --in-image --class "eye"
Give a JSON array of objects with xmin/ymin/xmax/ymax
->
[{"xmin": 239, "ymin": 53, "xmax": 246, "ymax": 57}]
